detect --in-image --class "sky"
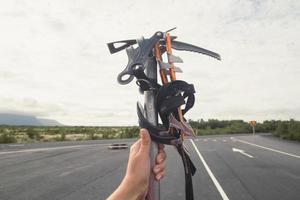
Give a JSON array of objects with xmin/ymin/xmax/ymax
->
[{"xmin": 0, "ymin": 0, "xmax": 299, "ymax": 125}]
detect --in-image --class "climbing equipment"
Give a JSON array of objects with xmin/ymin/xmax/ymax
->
[{"xmin": 107, "ymin": 28, "xmax": 221, "ymax": 200}]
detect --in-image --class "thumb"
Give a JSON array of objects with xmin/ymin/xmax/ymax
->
[{"xmin": 139, "ymin": 129, "xmax": 151, "ymax": 154}]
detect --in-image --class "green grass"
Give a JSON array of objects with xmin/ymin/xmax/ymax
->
[{"xmin": 0, "ymin": 125, "xmax": 140, "ymax": 143}]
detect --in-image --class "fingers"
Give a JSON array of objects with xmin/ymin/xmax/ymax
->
[
  {"xmin": 155, "ymin": 171, "xmax": 165, "ymax": 181},
  {"xmin": 153, "ymin": 143, "xmax": 166, "ymax": 180},
  {"xmin": 156, "ymin": 145, "xmax": 166, "ymax": 164},
  {"xmin": 131, "ymin": 128, "xmax": 166, "ymax": 181},
  {"xmin": 153, "ymin": 162, "xmax": 165, "ymax": 180},
  {"xmin": 139, "ymin": 129, "xmax": 151, "ymax": 154},
  {"xmin": 130, "ymin": 139, "xmax": 141, "ymax": 155},
  {"xmin": 130, "ymin": 129, "xmax": 151, "ymax": 155},
  {"xmin": 158, "ymin": 143, "xmax": 165, "ymax": 150}
]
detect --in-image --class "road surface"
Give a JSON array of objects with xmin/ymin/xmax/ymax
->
[{"xmin": 0, "ymin": 134, "xmax": 299, "ymax": 200}]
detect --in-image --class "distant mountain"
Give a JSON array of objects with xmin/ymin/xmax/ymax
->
[
  {"xmin": 0, "ymin": 113, "xmax": 63, "ymax": 126},
  {"xmin": 38, "ymin": 118, "xmax": 63, "ymax": 126}
]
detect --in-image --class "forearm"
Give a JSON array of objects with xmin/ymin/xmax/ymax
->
[
  {"xmin": 106, "ymin": 130, "xmax": 165, "ymax": 200},
  {"xmin": 106, "ymin": 177, "xmax": 145, "ymax": 200}
]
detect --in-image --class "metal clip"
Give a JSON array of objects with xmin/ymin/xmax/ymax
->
[{"xmin": 168, "ymin": 54, "xmax": 183, "ymax": 63}]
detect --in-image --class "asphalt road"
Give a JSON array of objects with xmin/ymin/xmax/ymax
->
[{"xmin": 0, "ymin": 134, "xmax": 299, "ymax": 200}]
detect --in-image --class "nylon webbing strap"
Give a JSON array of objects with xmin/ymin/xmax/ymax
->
[
  {"xmin": 177, "ymin": 145, "xmax": 196, "ymax": 200},
  {"xmin": 136, "ymin": 78, "xmax": 196, "ymax": 200}
]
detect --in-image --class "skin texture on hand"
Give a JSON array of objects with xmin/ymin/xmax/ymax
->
[{"xmin": 107, "ymin": 129, "xmax": 166, "ymax": 200}]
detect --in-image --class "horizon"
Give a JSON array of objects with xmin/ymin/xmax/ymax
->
[{"xmin": 0, "ymin": 112, "xmax": 298, "ymax": 127}]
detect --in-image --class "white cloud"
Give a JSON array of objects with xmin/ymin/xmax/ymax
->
[
  {"xmin": 0, "ymin": 0, "xmax": 299, "ymax": 125},
  {"xmin": 0, "ymin": 97, "xmax": 63, "ymax": 117}
]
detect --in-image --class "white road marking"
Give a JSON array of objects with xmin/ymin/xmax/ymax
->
[
  {"xmin": 235, "ymin": 139, "xmax": 300, "ymax": 159},
  {"xmin": 0, "ymin": 144, "xmax": 108, "ymax": 155},
  {"xmin": 223, "ymin": 140, "xmax": 227, "ymax": 142},
  {"xmin": 232, "ymin": 147, "xmax": 253, "ymax": 158},
  {"xmin": 213, "ymin": 139, "xmax": 217, "ymax": 142},
  {"xmin": 190, "ymin": 139, "xmax": 230, "ymax": 200}
]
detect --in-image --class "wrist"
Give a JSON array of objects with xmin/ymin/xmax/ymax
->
[
  {"xmin": 107, "ymin": 176, "xmax": 145, "ymax": 200},
  {"xmin": 122, "ymin": 175, "xmax": 147, "ymax": 199}
]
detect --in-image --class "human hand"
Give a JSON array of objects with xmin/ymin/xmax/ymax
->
[
  {"xmin": 125, "ymin": 128, "xmax": 166, "ymax": 191},
  {"xmin": 107, "ymin": 129, "xmax": 166, "ymax": 200}
]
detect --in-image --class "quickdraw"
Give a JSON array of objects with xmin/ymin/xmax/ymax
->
[{"xmin": 107, "ymin": 28, "xmax": 221, "ymax": 200}]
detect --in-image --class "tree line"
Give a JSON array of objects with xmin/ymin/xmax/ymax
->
[
  {"xmin": 188, "ymin": 119, "xmax": 300, "ymax": 141},
  {"xmin": 0, "ymin": 119, "xmax": 299, "ymax": 143}
]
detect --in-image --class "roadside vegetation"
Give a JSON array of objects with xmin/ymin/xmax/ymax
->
[
  {"xmin": 0, "ymin": 119, "xmax": 299, "ymax": 143},
  {"xmin": 189, "ymin": 119, "xmax": 300, "ymax": 141},
  {"xmin": 0, "ymin": 126, "xmax": 139, "ymax": 144}
]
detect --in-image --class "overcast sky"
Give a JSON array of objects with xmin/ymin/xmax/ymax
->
[{"xmin": 0, "ymin": 0, "xmax": 299, "ymax": 125}]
